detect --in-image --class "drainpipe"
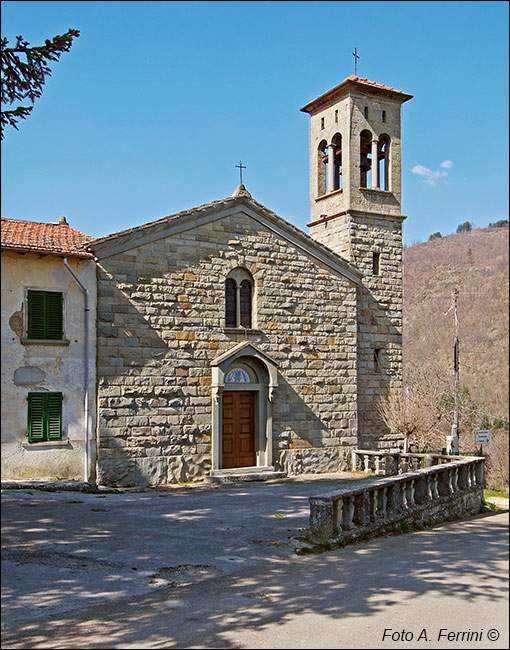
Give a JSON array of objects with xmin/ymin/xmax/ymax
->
[{"xmin": 63, "ymin": 257, "xmax": 91, "ymax": 484}]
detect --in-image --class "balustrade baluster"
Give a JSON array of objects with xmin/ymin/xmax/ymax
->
[
  {"xmin": 363, "ymin": 454, "xmax": 370, "ymax": 473},
  {"xmin": 381, "ymin": 487, "xmax": 388, "ymax": 518},
  {"xmin": 402, "ymin": 483, "xmax": 408, "ymax": 509},
  {"xmin": 343, "ymin": 496, "xmax": 355, "ymax": 530},
  {"xmin": 447, "ymin": 468, "xmax": 454, "ymax": 494},
  {"xmin": 426, "ymin": 475, "xmax": 433, "ymax": 500},
  {"xmin": 432, "ymin": 474, "xmax": 439, "ymax": 499},
  {"xmin": 371, "ymin": 489, "xmax": 378, "ymax": 521},
  {"xmin": 407, "ymin": 479, "xmax": 415, "ymax": 506},
  {"xmin": 334, "ymin": 498, "xmax": 344, "ymax": 535}
]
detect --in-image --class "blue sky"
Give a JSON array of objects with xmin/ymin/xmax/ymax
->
[{"xmin": 1, "ymin": 1, "xmax": 508, "ymax": 245}]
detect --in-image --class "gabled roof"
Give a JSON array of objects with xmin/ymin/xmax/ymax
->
[
  {"xmin": 1, "ymin": 218, "xmax": 94, "ymax": 259},
  {"xmin": 300, "ymin": 75, "xmax": 413, "ymax": 114},
  {"xmin": 87, "ymin": 190, "xmax": 363, "ymax": 285}
]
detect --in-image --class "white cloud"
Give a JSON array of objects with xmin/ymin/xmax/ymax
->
[{"xmin": 411, "ymin": 161, "xmax": 452, "ymax": 187}]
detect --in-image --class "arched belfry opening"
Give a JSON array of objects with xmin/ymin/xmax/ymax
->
[
  {"xmin": 360, "ymin": 129, "xmax": 372, "ymax": 188},
  {"xmin": 331, "ymin": 133, "xmax": 343, "ymax": 191},
  {"xmin": 317, "ymin": 140, "xmax": 328, "ymax": 196},
  {"xmin": 211, "ymin": 343, "xmax": 279, "ymax": 471},
  {"xmin": 378, "ymin": 134, "xmax": 390, "ymax": 191}
]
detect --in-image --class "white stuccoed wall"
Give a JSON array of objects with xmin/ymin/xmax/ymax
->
[{"xmin": 1, "ymin": 251, "xmax": 97, "ymax": 480}]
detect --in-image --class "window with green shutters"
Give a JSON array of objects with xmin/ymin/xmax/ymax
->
[
  {"xmin": 27, "ymin": 290, "xmax": 63, "ymax": 340},
  {"xmin": 27, "ymin": 393, "xmax": 62, "ymax": 442}
]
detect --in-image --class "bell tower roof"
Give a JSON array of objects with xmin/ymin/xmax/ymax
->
[{"xmin": 300, "ymin": 76, "xmax": 413, "ymax": 115}]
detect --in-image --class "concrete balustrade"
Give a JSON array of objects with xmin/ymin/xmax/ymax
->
[{"xmin": 309, "ymin": 455, "xmax": 485, "ymax": 542}]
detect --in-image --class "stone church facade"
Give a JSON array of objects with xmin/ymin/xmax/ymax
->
[{"xmin": 89, "ymin": 75, "xmax": 412, "ymax": 486}]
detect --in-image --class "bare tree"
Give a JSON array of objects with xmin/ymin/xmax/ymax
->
[
  {"xmin": 484, "ymin": 431, "xmax": 510, "ymax": 490},
  {"xmin": 378, "ymin": 360, "xmax": 482, "ymax": 453}
]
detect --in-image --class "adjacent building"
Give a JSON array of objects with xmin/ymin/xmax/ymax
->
[{"xmin": 1, "ymin": 217, "xmax": 97, "ymax": 481}]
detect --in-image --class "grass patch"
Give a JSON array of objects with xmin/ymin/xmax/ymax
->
[
  {"xmin": 296, "ymin": 536, "xmax": 335, "ymax": 556},
  {"xmin": 484, "ymin": 488, "xmax": 509, "ymax": 499},
  {"xmin": 481, "ymin": 501, "xmax": 505, "ymax": 513},
  {"xmin": 352, "ymin": 470, "xmax": 378, "ymax": 477}
]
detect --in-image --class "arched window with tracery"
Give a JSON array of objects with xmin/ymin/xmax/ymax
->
[
  {"xmin": 360, "ymin": 130, "xmax": 372, "ymax": 188},
  {"xmin": 378, "ymin": 134, "xmax": 390, "ymax": 191},
  {"xmin": 225, "ymin": 268, "xmax": 254, "ymax": 329}
]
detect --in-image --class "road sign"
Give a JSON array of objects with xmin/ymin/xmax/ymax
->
[{"xmin": 475, "ymin": 429, "xmax": 490, "ymax": 444}]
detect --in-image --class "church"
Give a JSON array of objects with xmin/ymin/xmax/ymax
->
[{"xmin": 88, "ymin": 75, "xmax": 413, "ymax": 486}]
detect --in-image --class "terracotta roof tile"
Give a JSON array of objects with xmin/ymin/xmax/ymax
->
[
  {"xmin": 1, "ymin": 218, "xmax": 94, "ymax": 258},
  {"xmin": 344, "ymin": 75, "xmax": 408, "ymax": 95},
  {"xmin": 301, "ymin": 75, "xmax": 413, "ymax": 114},
  {"xmin": 88, "ymin": 196, "xmax": 234, "ymax": 247}
]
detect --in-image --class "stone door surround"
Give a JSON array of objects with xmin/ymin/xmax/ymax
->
[{"xmin": 210, "ymin": 342, "xmax": 278, "ymax": 471}]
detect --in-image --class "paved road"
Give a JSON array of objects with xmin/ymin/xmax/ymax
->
[{"xmin": 1, "ymin": 477, "xmax": 508, "ymax": 649}]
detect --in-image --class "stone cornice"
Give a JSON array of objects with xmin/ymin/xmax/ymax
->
[{"xmin": 308, "ymin": 209, "xmax": 407, "ymax": 228}]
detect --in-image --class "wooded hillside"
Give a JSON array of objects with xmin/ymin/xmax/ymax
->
[{"xmin": 402, "ymin": 225, "xmax": 509, "ymax": 441}]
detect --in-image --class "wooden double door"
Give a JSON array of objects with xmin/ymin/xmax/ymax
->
[{"xmin": 222, "ymin": 391, "xmax": 256, "ymax": 469}]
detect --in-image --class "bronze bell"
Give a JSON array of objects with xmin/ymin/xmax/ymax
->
[{"xmin": 360, "ymin": 154, "xmax": 371, "ymax": 172}]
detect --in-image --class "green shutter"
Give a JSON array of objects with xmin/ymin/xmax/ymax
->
[
  {"xmin": 27, "ymin": 290, "xmax": 63, "ymax": 339},
  {"xmin": 27, "ymin": 393, "xmax": 62, "ymax": 442},
  {"xmin": 28, "ymin": 394, "xmax": 46, "ymax": 442},
  {"xmin": 27, "ymin": 290, "xmax": 46, "ymax": 339},
  {"xmin": 47, "ymin": 393, "xmax": 62, "ymax": 440},
  {"xmin": 45, "ymin": 292, "xmax": 63, "ymax": 339}
]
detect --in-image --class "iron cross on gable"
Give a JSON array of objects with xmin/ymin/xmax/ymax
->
[
  {"xmin": 236, "ymin": 161, "xmax": 246, "ymax": 185},
  {"xmin": 352, "ymin": 47, "xmax": 360, "ymax": 75}
]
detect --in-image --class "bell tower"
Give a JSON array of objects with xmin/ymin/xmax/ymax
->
[{"xmin": 301, "ymin": 75, "xmax": 413, "ymax": 447}]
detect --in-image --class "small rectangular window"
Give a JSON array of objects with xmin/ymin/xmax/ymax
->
[
  {"xmin": 320, "ymin": 117, "xmax": 325, "ymax": 130},
  {"xmin": 27, "ymin": 392, "xmax": 62, "ymax": 442},
  {"xmin": 27, "ymin": 290, "xmax": 63, "ymax": 339},
  {"xmin": 364, "ymin": 106, "xmax": 369, "ymax": 119},
  {"xmin": 374, "ymin": 349, "xmax": 382, "ymax": 373},
  {"xmin": 382, "ymin": 110, "xmax": 386, "ymax": 123},
  {"xmin": 372, "ymin": 252, "xmax": 380, "ymax": 275},
  {"xmin": 334, "ymin": 110, "xmax": 338, "ymax": 123}
]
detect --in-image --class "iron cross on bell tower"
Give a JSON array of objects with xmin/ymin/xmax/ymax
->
[{"xmin": 352, "ymin": 47, "xmax": 360, "ymax": 75}]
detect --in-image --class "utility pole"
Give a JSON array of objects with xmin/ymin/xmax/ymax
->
[{"xmin": 447, "ymin": 288, "xmax": 460, "ymax": 455}]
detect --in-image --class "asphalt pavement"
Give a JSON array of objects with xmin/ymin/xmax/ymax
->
[{"xmin": 1, "ymin": 475, "xmax": 508, "ymax": 649}]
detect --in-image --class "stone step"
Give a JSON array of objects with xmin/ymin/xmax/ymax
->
[{"xmin": 207, "ymin": 467, "xmax": 287, "ymax": 484}]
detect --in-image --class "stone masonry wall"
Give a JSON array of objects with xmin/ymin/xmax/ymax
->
[
  {"xmin": 96, "ymin": 211, "xmax": 359, "ymax": 486},
  {"xmin": 309, "ymin": 212, "xmax": 404, "ymax": 450},
  {"xmin": 351, "ymin": 213, "xmax": 404, "ymax": 448}
]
